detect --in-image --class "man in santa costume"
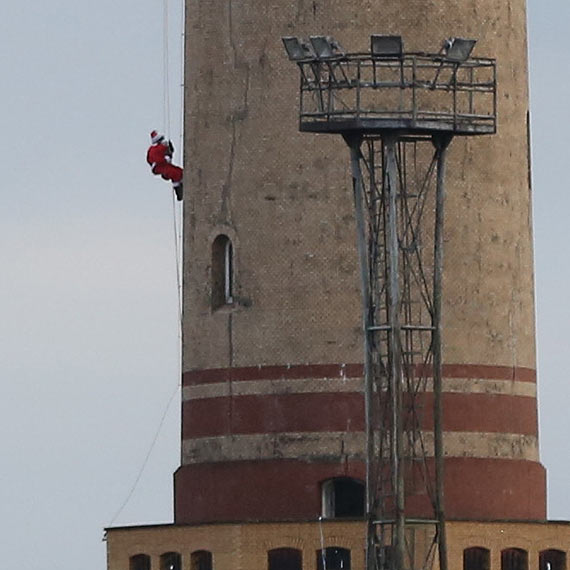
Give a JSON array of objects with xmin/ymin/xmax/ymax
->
[{"xmin": 147, "ymin": 130, "xmax": 183, "ymax": 201}]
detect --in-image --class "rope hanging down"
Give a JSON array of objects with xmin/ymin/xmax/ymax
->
[
  {"xmin": 163, "ymin": 0, "xmax": 171, "ymax": 139},
  {"xmin": 107, "ymin": 0, "xmax": 184, "ymax": 528},
  {"xmin": 163, "ymin": 0, "xmax": 183, "ymax": 323}
]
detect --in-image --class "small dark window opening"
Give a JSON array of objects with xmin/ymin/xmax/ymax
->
[
  {"xmin": 192, "ymin": 550, "xmax": 213, "ymax": 570},
  {"xmin": 464, "ymin": 547, "xmax": 490, "ymax": 570},
  {"xmin": 268, "ymin": 548, "xmax": 302, "ymax": 570},
  {"xmin": 130, "ymin": 554, "xmax": 151, "ymax": 570},
  {"xmin": 502, "ymin": 548, "xmax": 528, "ymax": 570},
  {"xmin": 540, "ymin": 550, "xmax": 566, "ymax": 570},
  {"xmin": 322, "ymin": 478, "xmax": 365, "ymax": 518},
  {"xmin": 212, "ymin": 235, "xmax": 233, "ymax": 309},
  {"xmin": 161, "ymin": 552, "xmax": 182, "ymax": 570},
  {"xmin": 317, "ymin": 547, "xmax": 351, "ymax": 570}
]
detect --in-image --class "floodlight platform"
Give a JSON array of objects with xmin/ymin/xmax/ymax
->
[
  {"xmin": 284, "ymin": 38, "xmax": 497, "ymax": 570},
  {"xmin": 294, "ymin": 52, "xmax": 496, "ymax": 137},
  {"xmin": 300, "ymin": 117, "xmax": 495, "ymax": 136}
]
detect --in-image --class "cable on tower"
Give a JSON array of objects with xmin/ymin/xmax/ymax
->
[
  {"xmin": 107, "ymin": 383, "xmax": 180, "ymax": 527},
  {"xmin": 109, "ymin": 0, "xmax": 184, "ymax": 528},
  {"xmin": 163, "ymin": 0, "xmax": 171, "ymax": 139},
  {"xmin": 163, "ymin": 0, "xmax": 184, "ymax": 323}
]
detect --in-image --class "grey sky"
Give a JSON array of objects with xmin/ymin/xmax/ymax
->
[
  {"xmin": 0, "ymin": 2, "xmax": 567, "ymax": 570},
  {"xmin": 529, "ymin": 0, "xmax": 570, "ymax": 523}
]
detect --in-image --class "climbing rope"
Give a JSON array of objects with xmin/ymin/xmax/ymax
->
[
  {"xmin": 107, "ymin": 0, "xmax": 184, "ymax": 528},
  {"xmin": 165, "ymin": 0, "xmax": 184, "ymax": 326},
  {"xmin": 172, "ymin": 189, "xmax": 183, "ymax": 326},
  {"xmin": 107, "ymin": 383, "xmax": 180, "ymax": 527},
  {"xmin": 162, "ymin": 0, "xmax": 184, "ymax": 325},
  {"xmin": 178, "ymin": 0, "xmax": 185, "ymax": 158},
  {"xmin": 163, "ymin": 0, "xmax": 184, "ymax": 372},
  {"xmin": 163, "ymin": 0, "xmax": 171, "ymax": 139}
]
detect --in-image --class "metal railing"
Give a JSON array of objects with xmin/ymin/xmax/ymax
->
[{"xmin": 296, "ymin": 52, "xmax": 496, "ymax": 134}]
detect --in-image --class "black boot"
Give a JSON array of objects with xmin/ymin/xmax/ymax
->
[{"xmin": 174, "ymin": 184, "xmax": 183, "ymax": 201}]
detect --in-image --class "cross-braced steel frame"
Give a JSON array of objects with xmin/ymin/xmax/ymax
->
[
  {"xmin": 283, "ymin": 39, "xmax": 496, "ymax": 570},
  {"xmin": 348, "ymin": 132, "xmax": 450, "ymax": 570}
]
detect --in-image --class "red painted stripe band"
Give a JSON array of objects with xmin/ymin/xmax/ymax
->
[
  {"xmin": 182, "ymin": 364, "xmax": 536, "ymax": 385},
  {"xmin": 174, "ymin": 457, "xmax": 546, "ymax": 524},
  {"xmin": 181, "ymin": 392, "xmax": 538, "ymax": 438}
]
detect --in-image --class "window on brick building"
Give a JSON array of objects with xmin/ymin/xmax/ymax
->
[
  {"xmin": 502, "ymin": 548, "xmax": 528, "ymax": 570},
  {"xmin": 464, "ymin": 547, "xmax": 490, "ymax": 570},
  {"xmin": 161, "ymin": 552, "xmax": 182, "ymax": 570},
  {"xmin": 317, "ymin": 547, "xmax": 351, "ymax": 570},
  {"xmin": 130, "ymin": 554, "xmax": 151, "ymax": 570},
  {"xmin": 212, "ymin": 235, "xmax": 233, "ymax": 308},
  {"xmin": 268, "ymin": 548, "xmax": 302, "ymax": 570},
  {"xmin": 191, "ymin": 550, "xmax": 213, "ymax": 570},
  {"xmin": 539, "ymin": 549, "xmax": 566, "ymax": 570},
  {"xmin": 322, "ymin": 478, "xmax": 365, "ymax": 518}
]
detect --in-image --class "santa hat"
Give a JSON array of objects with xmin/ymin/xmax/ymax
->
[{"xmin": 150, "ymin": 130, "xmax": 164, "ymax": 144}]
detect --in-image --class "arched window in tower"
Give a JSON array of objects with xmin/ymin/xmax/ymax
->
[
  {"xmin": 464, "ymin": 547, "xmax": 490, "ymax": 570},
  {"xmin": 321, "ymin": 477, "xmax": 365, "ymax": 518},
  {"xmin": 501, "ymin": 548, "xmax": 528, "ymax": 570},
  {"xmin": 160, "ymin": 552, "xmax": 182, "ymax": 570},
  {"xmin": 268, "ymin": 548, "xmax": 302, "ymax": 570},
  {"xmin": 212, "ymin": 235, "xmax": 233, "ymax": 309},
  {"xmin": 191, "ymin": 550, "xmax": 213, "ymax": 570},
  {"xmin": 539, "ymin": 549, "xmax": 566, "ymax": 570},
  {"xmin": 130, "ymin": 554, "xmax": 151, "ymax": 570},
  {"xmin": 317, "ymin": 547, "xmax": 351, "ymax": 570}
]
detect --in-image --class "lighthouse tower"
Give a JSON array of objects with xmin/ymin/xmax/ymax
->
[
  {"xmin": 106, "ymin": 2, "xmax": 570, "ymax": 570},
  {"xmin": 176, "ymin": 0, "xmax": 542, "ymax": 523}
]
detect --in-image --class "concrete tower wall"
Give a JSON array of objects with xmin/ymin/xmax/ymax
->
[{"xmin": 176, "ymin": 0, "xmax": 545, "ymax": 523}]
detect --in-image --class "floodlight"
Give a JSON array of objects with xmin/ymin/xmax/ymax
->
[
  {"xmin": 370, "ymin": 35, "xmax": 403, "ymax": 58},
  {"xmin": 282, "ymin": 37, "xmax": 316, "ymax": 61},
  {"xmin": 443, "ymin": 37, "xmax": 476, "ymax": 63},
  {"xmin": 309, "ymin": 36, "xmax": 346, "ymax": 59}
]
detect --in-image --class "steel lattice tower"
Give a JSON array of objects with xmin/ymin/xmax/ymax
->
[{"xmin": 283, "ymin": 36, "xmax": 497, "ymax": 570}]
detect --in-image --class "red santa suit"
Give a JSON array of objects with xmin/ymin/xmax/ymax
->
[{"xmin": 147, "ymin": 131, "xmax": 183, "ymax": 192}]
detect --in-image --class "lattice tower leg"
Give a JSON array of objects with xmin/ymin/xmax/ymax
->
[{"xmin": 347, "ymin": 133, "xmax": 453, "ymax": 570}]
